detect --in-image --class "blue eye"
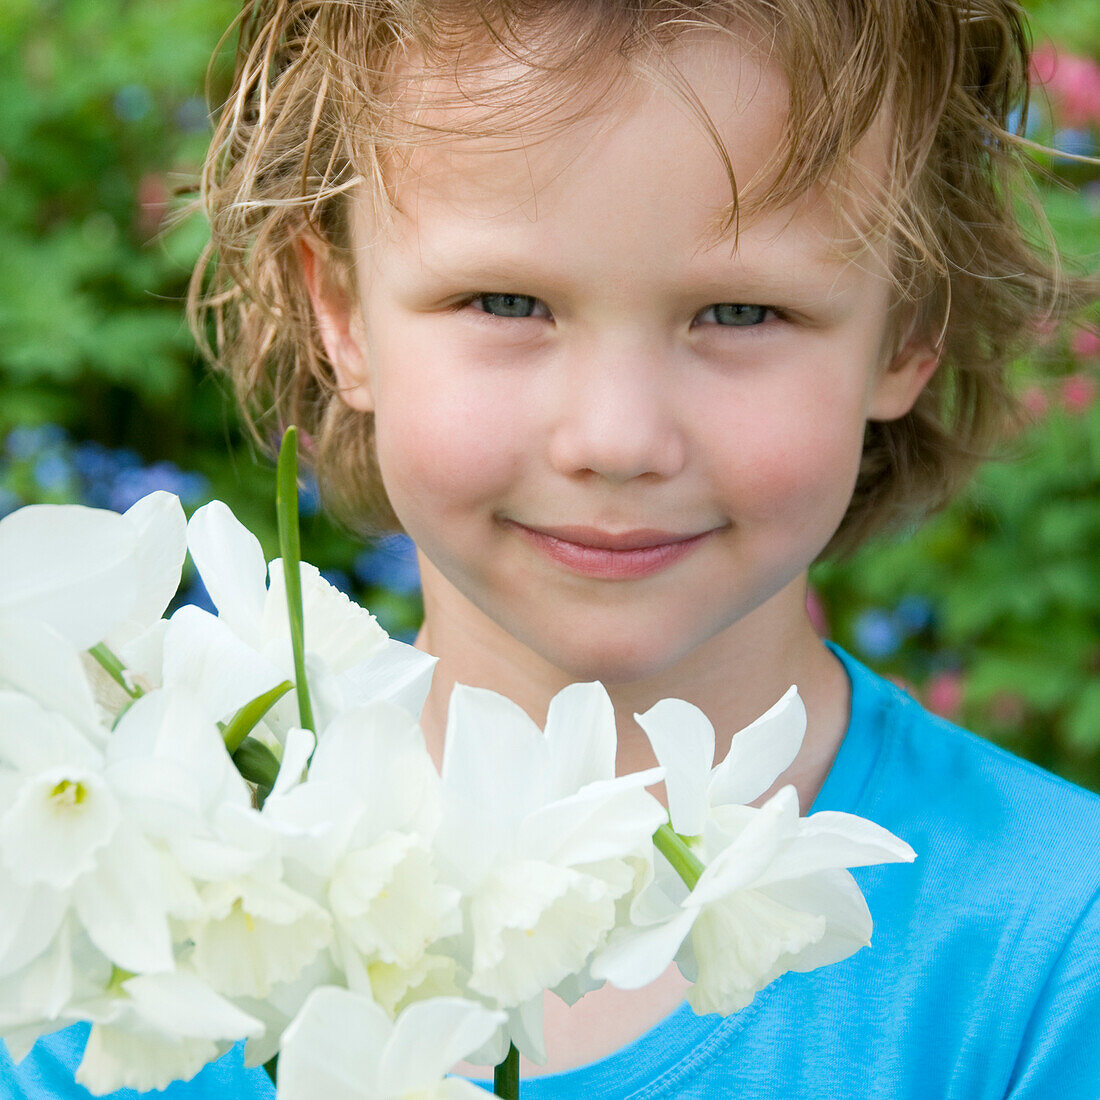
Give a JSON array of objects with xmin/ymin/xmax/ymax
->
[
  {"xmin": 699, "ymin": 304, "xmax": 769, "ymax": 326},
  {"xmin": 472, "ymin": 293, "xmax": 542, "ymax": 318}
]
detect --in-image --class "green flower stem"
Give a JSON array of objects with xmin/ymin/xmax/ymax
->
[
  {"xmin": 221, "ymin": 680, "xmax": 293, "ymax": 754},
  {"xmin": 493, "ymin": 1042, "xmax": 519, "ymax": 1099},
  {"xmin": 231, "ymin": 737, "xmax": 281, "ymax": 806},
  {"xmin": 276, "ymin": 426, "xmax": 314, "ymax": 732},
  {"xmin": 88, "ymin": 643, "xmax": 143, "ymax": 700},
  {"xmin": 653, "ymin": 822, "xmax": 705, "ymax": 891}
]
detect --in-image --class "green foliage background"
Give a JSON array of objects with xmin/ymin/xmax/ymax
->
[{"xmin": 1, "ymin": 0, "xmax": 1097, "ymax": 790}]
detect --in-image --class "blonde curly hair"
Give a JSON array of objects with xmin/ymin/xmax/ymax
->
[{"xmin": 188, "ymin": 0, "xmax": 1095, "ymax": 556}]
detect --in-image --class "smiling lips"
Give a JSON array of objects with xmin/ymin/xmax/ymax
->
[{"xmin": 509, "ymin": 522, "xmax": 718, "ymax": 580}]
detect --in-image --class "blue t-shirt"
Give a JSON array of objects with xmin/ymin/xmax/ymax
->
[{"xmin": 3, "ymin": 646, "xmax": 1098, "ymax": 1099}]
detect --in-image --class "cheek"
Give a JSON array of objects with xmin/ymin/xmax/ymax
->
[
  {"xmin": 368, "ymin": 353, "xmax": 527, "ymax": 521},
  {"xmin": 698, "ymin": 374, "xmax": 868, "ymax": 521}
]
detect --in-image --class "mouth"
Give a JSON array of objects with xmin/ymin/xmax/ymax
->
[{"xmin": 505, "ymin": 521, "xmax": 721, "ymax": 580}]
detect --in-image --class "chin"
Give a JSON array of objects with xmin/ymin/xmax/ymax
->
[{"xmin": 531, "ymin": 627, "xmax": 695, "ymax": 688}]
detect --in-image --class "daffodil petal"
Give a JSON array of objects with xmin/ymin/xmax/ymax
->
[
  {"xmin": 0, "ymin": 872, "xmax": 68, "ymax": 979},
  {"xmin": 108, "ymin": 688, "xmax": 252, "ymax": 815},
  {"xmin": 519, "ymin": 773, "xmax": 665, "ymax": 867},
  {"xmin": 752, "ymin": 811, "xmax": 916, "ymax": 889},
  {"xmin": 708, "ymin": 686, "xmax": 805, "ymax": 808},
  {"xmin": 379, "ymin": 998, "xmax": 506, "ymax": 1094},
  {"xmin": 186, "ymin": 501, "xmax": 268, "ymax": 642},
  {"xmin": 121, "ymin": 970, "xmax": 263, "ymax": 1040},
  {"xmin": 635, "ymin": 697, "xmax": 714, "ymax": 837},
  {"xmin": 590, "ymin": 907, "xmax": 698, "ymax": 990},
  {"xmin": 543, "ymin": 681, "xmax": 617, "ymax": 796},
  {"xmin": 759, "ymin": 870, "xmax": 874, "ymax": 972},
  {"xmin": 687, "ymin": 790, "xmax": 798, "ymax": 906},
  {"xmin": 0, "ymin": 922, "xmax": 79, "ymax": 1040},
  {"xmin": 162, "ymin": 605, "xmax": 285, "ymax": 723},
  {"xmin": 507, "ymin": 993, "xmax": 548, "ymax": 1067},
  {"xmin": 0, "ymin": 690, "xmax": 101, "ymax": 777},
  {"xmin": 1, "ymin": 768, "xmax": 119, "ymax": 890},
  {"xmin": 270, "ymin": 726, "xmax": 316, "ymax": 800},
  {"xmin": 76, "ymin": 1023, "xmax": 221, "ymax": 1095},
  {"xmin": 335, "ymin": 639, "xmax": 438, "ymax": 720},
  {"xmin": 0, "ymin": 620, "xmax": 100, "ymax": 735},
  {"xmin": 278, "ymin": 986, "xmax": 390, "ymax": 1100},
  {"xmin": 118, "ymin": 492, "xmax": 187, "ymax": 630},
  {"xmin": 73, "ymin": 831, "xmax": 174, "ymax": 973},
  {"xmin": 0, "ymin": 504, "xmax": 137, "ymax": 649},
  {"xmin": 468, "ymin": 860, "xmax": 616, "ymax": 1005},
  {"xmin": 442, "ymin": 685, "xmax": 548, "ymax": 833}
]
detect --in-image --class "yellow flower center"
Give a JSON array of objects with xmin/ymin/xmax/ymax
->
[{"xmin": 50, "ymin": 778, "xmax": 88, "ymax": 806}]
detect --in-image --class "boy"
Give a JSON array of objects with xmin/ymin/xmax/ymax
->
[{"xmin": 6, "ymin": 0, "xmax": 1098, "ymax": 1096}]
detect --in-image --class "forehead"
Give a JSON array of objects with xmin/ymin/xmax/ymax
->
[{"xmin": 357, "ymin": 31, "xmax": 893, "ymax": 280}]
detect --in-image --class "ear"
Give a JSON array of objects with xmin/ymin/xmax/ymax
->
[
  {"xmin": 298, "ymin": 236, "xmax": 374, "ymax": 412},
  {"xmin": 867, "ymin": 336, "xmax": 942, "ymax": 422}
]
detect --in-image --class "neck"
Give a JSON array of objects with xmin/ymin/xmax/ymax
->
[{"xmin": 415, "ymin": 574, "xmax": 850, "ymax": 814}]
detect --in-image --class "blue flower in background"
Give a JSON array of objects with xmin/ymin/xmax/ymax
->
[
  {"xmin": 5, "ymin": 424, "xmax": 67, "ymax": 460},
  {"xmin": 113, "ymin": 84, "xmax": 153, "ymax": 122},
  {"xmin": 353, "ymin": 534, "xmax": 421, "ymax": 595},
  {"xmin": 1052, "ymin": 128, "xmax": 1098, "ymax": 161},
  {"xmin": 894, "ymin": 595, "xmax": 935, "ymax": 635},
  {"xmin": 1006, "ymin": 102, "xmax": 1043, "ymax": 138},
  {"xmin": 108, "ymin": 461, "xmax": 209, "ymax": 513},
  {"xmin": 72, "ymin": 441, "xmax": 124, "ymax": 507},
  {"xmin": 175, "ymin": 572, "xmax": 217, "ymax": 615},
  {"xmin": 853, "ymin": 608, "xmax": 902, "ymax": 660},
  {"xmin": 0, "ymin": 486, "xmax": 21, "ymax": 519},
  {"xmin": 175, "ymin": 96, "xmax": 210, "ymax": 134},
  {"xmin": 33, "ymin": 450, "xmax": 73, "ymax": 493},
  {"xmin": 72, "ymin": 440, "xmax": 117, "ymax": 480},
  {"xmin": 321, "ymin": 569, "xmax": 354, "ymax": 597},
  {"xmin": 297, "ymin": 475, "xmax": 323, "ymax": 518}
]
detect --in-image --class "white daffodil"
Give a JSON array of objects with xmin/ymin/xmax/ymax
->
[
  {"xmin": 434, "ymin": 682, "xmax": 665, "ymax": 1062},
  {"xmin": 230, "ymin": 953, "xmax": 346, "ymax": 1070},
  {"xmin": 74, "ymin": 968, "xmax": 264, "ymax": 1096},
  {"xmin": 0, "ymin": 493, "xmax": 185, "ymax": 715},
  {"xmin": 263, "ymin": 703, "xmax": 460, "ymax": 999},
  {"xmin": 96, "ymin": 687, "xmax": 334, "ymax": 1006},
  {"xmin": 101, "ymin": 491, "xmax": 188, "ymax": 650},
  {"xmin": 102, "ymin": 685, "xmax": 267, "ymax": 893},
  {"xmin": 592, "ymin": 689, "xmax": 915, "ymax": 1015},
  {"xmin": 0, "ymin": 920, "xmax": 110, "ymax": 1063},
  {"xmin": 184, "ymin": 501, "xmax": 436, "ymax": 736},
  {"xmin": 277, "ymin": 988, "xmax": 503, "ymax": 1100},
  {"xmin": 187, "ymin": 874, "xmax": 334, "ymax": 1000},
  {"xmin": 0, "ymin": 690, "xmax": 179, "ymax": 978},
  {"xmin": 0, "ymin": 494, "xmax": 178, "ymax": 651}
]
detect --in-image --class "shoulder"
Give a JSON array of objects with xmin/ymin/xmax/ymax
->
[{"xmin": 834, "ymin": 647, "xmax": 1100, "ymax": 917}]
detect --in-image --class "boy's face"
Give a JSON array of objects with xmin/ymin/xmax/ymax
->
[{"xmin": 310, "ymin": 34, "xmax": 936, "ymax": 685}]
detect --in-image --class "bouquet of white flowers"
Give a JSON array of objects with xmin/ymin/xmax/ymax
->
[{"xmin": 0, "ymin": 429, "xmax": 915, "ymax": 1098}]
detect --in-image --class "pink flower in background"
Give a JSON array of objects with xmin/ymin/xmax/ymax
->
[
  {"xmin": 1020, "ymin": 384, "xmax": 1050, "ymax": 420},
  {"xmin": 805, "ymin": 585, "xmax": 829, "ymax": 637},
  {"xmin": 1031, "ymin": 44, "xmax": 1059, "ymax": 86},
  {"xmin": 1070, "ymin": 328, "xmax": 1100, "ymax": 360},
  {"xmin": 926, "ymin": 671, "xmax": 964, "ymax": 720},
  {"xmin": 1030, "ymin": 44, "xmax": 1100, "ymax": 129},
  {"xmin": 135, "ymin": 173, "xmax": 170, "ymax": 237},
  {"xmin": 1060, "ymin": 373, "xmax": 1098, "ymax": 414}
]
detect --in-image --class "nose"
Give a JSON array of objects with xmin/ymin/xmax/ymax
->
[{"xmin": 547, "ymin": 343, "xmax": 687, "ymax": 483}]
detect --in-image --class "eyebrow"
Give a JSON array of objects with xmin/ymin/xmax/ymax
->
[{"xmin": 404, "ymin": 228, "xmax": 861, "ymax": 286}]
